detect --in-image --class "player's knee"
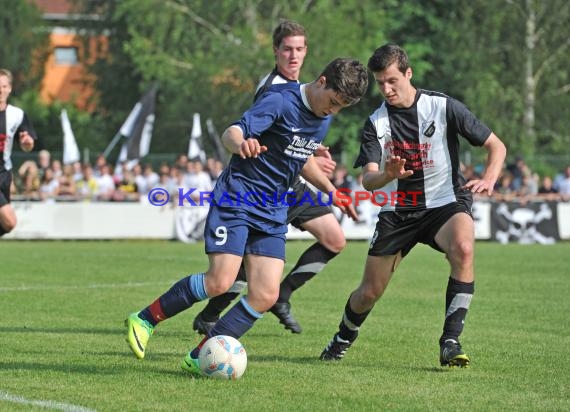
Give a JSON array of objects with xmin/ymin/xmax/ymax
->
[
  {"xmin": 356, "ymin": 287, "xmax": 381, "ymax": 307},
  {"xmin": 448, "ymin": 239, "xmax": 474, "ymax": 264},
  {"xmin": 320, "ymin": 233, "xmax": 346, "ymax": 253},
  {"xmin": 207, "ymin": 278, "xmax": 237, "ymax": 297},
  {"xmin": 0, "ymin": 215, "xmax": 16, "ymax": 233}
]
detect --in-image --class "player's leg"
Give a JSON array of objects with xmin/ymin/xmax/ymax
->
[
  {"xmin": 126, "ymin": 206, "xmax": 245, "ymax": 359},
  {"xmin": 433, "ymin": 210, "xmax": 475, "ymax": 367},
  {"xmin": 321, "ymin": 211, "xmax": 416, "ymax": 361},
  {"xmin": 192, "ymin": 265, "xmax": 247, "ymax": 335},
  {"xmin": 0, "ymin": 172, "xmax": 17, "ymax": 236},
  {"xmin": 320, "ymin": 253, "xmax": 399, "ymax": 360},
  {"xmin": 0, "ymin": 204, "xmax": 16, "ymax": 236},
  {"xmin": 126, "ymin": 252, "xmax": 242, "ymax": 359},
  {"xmin": 271, "ymin": 212, "xmax": 344, "ymax": 333},
  {"xmin": 182, "ymin": 233, "xmax": 285, "ymax": 375}
]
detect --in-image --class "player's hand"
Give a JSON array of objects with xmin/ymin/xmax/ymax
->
[
  {"xmin": 239, "ymin": 138, "xmax": 267, "ymax": 159},
  {"xmin": 331, "ymin": 190, "xmax": 359, "ymax": 222},
  {"xmin": 385, "ymin": 156, "xmax": 413, "ymax": 180},
  {"xmin": 464, "ymin": 178, "xmax": 495, "ymax": 196},
  {"xmin": 314, "ymin": 145, "xmax": 332, "ymax": 160},
  {"xmin": 19, "ymin": 131, "xmax": 34, "ymax": 152},
  {"xmin": 313, "ymin": 156, "xmax": 336, "ymax": 176}
]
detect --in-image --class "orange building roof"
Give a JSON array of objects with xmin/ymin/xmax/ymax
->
[{"xmin": 31, "ymin": 0, "xmax": 105, "ymax": 111}]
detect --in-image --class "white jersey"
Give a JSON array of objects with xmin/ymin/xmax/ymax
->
[
  {"xmin": 355, "ymin": 89, "xmax": 491, "ymax": 211},
  {"xmin": 0, "ymin": 104, "xmax": 37, "ymax": 171}
]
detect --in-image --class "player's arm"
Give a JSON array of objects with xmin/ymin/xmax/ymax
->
[
  {"xmin": 18, "ymin": 113, "xmax": 37, "ymax": 152},
  {"xmin": 361, "ymin": 157, "xmax": 413, "ymax": 191},
  {"xmin": 221, "ymin": 126, "xmax": 267, "ymax": 159},
  {"xmin": 447, "ymin": 99, "xmax": 507, "ymax": 196},
  {"xmin": 464, "ymin": 132, "xmax": 506, "ymax": 196},
  {"xmin": 301, "ymin": 155, "xmax": 358, "ymax": 221},
  {"xmin": 223, "ymin": 92, "xmax": 283, "ymax": 159}
]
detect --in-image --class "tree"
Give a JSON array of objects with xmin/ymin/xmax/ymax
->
[{"xmin": 0, "ymin": 0, "xmax": 49, "ymax": 92}]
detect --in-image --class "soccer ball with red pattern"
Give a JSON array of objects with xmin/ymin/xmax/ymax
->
[{"xmin": 198, "ymin": 335, "xmax": 247, "ymax": 380}]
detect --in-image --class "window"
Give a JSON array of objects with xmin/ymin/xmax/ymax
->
[{"xmin": 54, "ymin": 47, "xmax": 79, "ymax": 65}]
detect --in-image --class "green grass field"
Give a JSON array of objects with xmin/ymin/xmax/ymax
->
[{"xmin": 1, "ymin": 240, "xmax": 569, "ymax": 411}]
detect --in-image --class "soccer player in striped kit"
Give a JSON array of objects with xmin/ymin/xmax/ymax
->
[
  {"xmin": 320, "ymin": 44, "xmax": 507, "ymax": 367},
  {"xmin": 0, "ymin": 69, "xmax": 37, "ymax": 237}
]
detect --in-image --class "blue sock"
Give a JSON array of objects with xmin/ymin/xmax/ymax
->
[
  {"xmin": 140, "ymin": 273, "xmax": 207, "ymax": 325},
  {"xmin": 190, "ymin": 296, "xmax": 262, "ymax": 358}
]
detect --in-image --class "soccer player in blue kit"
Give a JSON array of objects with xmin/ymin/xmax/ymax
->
[
  {"xmin": 319, "ymin": 44, "xmax": 507, "ymax": 367},
  {"xmin": 193, "ymin": 20, "xmax": 350, "ymax": 335},
  {"xmin": 125, "ymin": 57, "xmax": 369, "ymax": 374}
]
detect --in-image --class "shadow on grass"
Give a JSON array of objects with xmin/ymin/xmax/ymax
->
[
  {"xmin": 0, "ymin": 359, "xmax": 205, "ymax": 379},
  {"xmin": 3, "ymin": 326, "xmax": 187, "ymax": 338}
]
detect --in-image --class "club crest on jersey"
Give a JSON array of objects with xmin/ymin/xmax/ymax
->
[{"xmin": 422, "ymin": 120, "xmax": 436, "ymax": 138}]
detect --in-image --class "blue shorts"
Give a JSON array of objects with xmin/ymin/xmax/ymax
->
[{"xmin": 204, "ymin": 206, "xmax": 286, "ymax": 260}]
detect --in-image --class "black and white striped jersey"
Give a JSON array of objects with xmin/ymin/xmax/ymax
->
[
  {"xmin": 354, "ymin": 89, "xmax": 491, "ymax": 211},
  {"xmin": 254, "ymin": 67, "xmax": 298, "ymax": 102},
  {"xmin": 0, "ymin": 104, "xmax": 37, "ymax": 172}
]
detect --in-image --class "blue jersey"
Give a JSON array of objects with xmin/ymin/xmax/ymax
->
[{"xmin": 212, "ymin": 83, "xmax": 332, "ymax": 224}]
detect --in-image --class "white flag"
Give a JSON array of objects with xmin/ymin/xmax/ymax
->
[
  {"xmin": 61, "ymin": 109, "xmax": 80, "ymax": 165},
  {"xmin": 188, "ymin": 113, "xmax": 206, "ymax": 164}
]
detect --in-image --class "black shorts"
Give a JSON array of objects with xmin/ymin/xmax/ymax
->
[
  {"xmin": 368, "ymin": 194, "xmax": 473, "ymax": 257},
  {"xmin": 286, "ymin": 178, "xmax": 333, "ymax": 230},
  {"xmin": 0, "ymin": 170, "xmax": 12, "ymax": 207}
]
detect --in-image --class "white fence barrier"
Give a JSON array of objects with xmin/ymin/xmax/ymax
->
[{"xmin": 5, "ymin": 200, "xmax": 570, "ymax": 243}]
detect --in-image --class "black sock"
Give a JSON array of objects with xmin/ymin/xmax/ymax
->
[
  {"xmin": 0, "ymin": 226, "xmax": 6, "ymax": 237},
  {"xmin": 278, "ymin": 242, "xmax": 338, "ymax": 302},
  {"xmin": 440, "ymin": 277, "xmax": 474, "ymax": 345},
  {"xmin": 338, "ymin": 295, "xmax": 372, "ymax": 342},
  {"xmin": 199, "ymin": 266, "xmax": 247, "ymax": 322},
  {"xmin": 200, "ymin": 293, "xmax": 240, "ymax": 322}
]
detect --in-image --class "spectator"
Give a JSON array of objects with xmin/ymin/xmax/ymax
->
[
  {"xmin": 17, "ymin": 160, "xmax": 40, "ymax": 199},
  {"xmin": 494, "ymin": 172, "xmax": 516, "ymax": 202},
  {"xmin": 184, "ymin": 160, "xmax": 212, "ymax": 201},
  {"xmin": 76, "ymin": 164, "xmax": 98, "ymax": 201},
  {"xmin": 142, "ymin": 163, "xmax": 159, "ymax": 193},
  {"xmin": 58, "ymin": 163, "xmax": 77, "ymax": 198},
  {"xmin": 557, "ymin": 165, "xmax": 570, "ymax": 201},
  {"xmin": 51, "ymin": 159, "xmax": 63, "ymax": 179},
  {"xmin": 93, "ymin": 154, "xmax": 107, "ymax": 177},
  {"xmin": 537, "ymin": 175, "xmax": 560, "ymax": 201},
  {"xmin": 95, "ymin": 164, "xmax": 115, "ymax": 201},
  {"xmin": 39, "ymin": 168, "xmax": 59, "ymax": 202},
  {"xmin": 113, "ymin": 169, "xmax": 139, "ymax": 202},
  {"xmin": 506, "ymin": 155, "xmax": 526, "ymax": 192},
  {"xmin": 71, "ymin": 161, "xmax": 83, "ymax": 183},
  {"xmin": 174, "ymin": 153, "xmax": 188, "ymax": 173}
]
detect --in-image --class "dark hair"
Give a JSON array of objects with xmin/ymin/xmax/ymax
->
[
  {"xmin": 273, "ymin": 20, "xmax": 306, "ymax": 48},
  {"xmin": 320, "ymin": 58, "xmax": 369, "ymax": 106},
  {"xmin": 367, "ymin": 44, "xmax": 409, "ymax": 74}
]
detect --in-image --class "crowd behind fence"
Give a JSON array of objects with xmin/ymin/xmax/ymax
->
[{"xmin": 10, "ymin": 150, "xmax": 570, "ymax": 205}]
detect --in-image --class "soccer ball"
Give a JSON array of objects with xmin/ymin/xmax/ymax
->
[{"xmin": 198, "ymin": 335, "xmax": 247, "ymax": 380}]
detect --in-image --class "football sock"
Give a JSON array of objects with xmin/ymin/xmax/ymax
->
[
  {"xmin": 277, "ymin": 242, "xmax": 338, "ymax": 303},
  {"xmin": 0, "ymin": 226, "xmax": 6, "ymax": 237},
  {"xmin": 337, "ymin": 295, "xmax": 372, "ymax": 342},
  {"xmin": 439, "ymin": 277, "xmax": 474, "ymax": 345},
  {"xmin": 199, "ymin": 266, "xmax": 248, "ymax": 322},
  {"xmin": 140, "ymin": 273, "xmax": 208, "ymax": 326},
  {"xmin": 190, "ymin": 296, "xmax": 262, "ymax": 358}
]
